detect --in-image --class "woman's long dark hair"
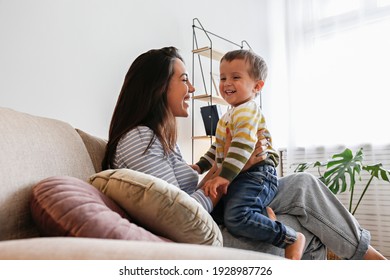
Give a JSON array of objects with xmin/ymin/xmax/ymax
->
[{"xmin": 102, "ymin": 47, "xmax": 183, "ymax": 170}]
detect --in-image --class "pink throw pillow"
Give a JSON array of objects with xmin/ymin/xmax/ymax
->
[{"xmin": 31, "ymin": 176, "xmax": 169, "ymax": 242}]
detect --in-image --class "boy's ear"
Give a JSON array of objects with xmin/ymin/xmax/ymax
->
[{"xmin": 254, "ymin": 80, "xmax": 265, "ymax": 93}]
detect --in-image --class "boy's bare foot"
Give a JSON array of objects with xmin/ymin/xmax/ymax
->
[
  {"xmin": 266, "ymin": 207, "xmax": 306, "ymax": 260},
  {"xmin": 266, "ymin": 206, "xmax": 277, "ymax": 221},
  {"xmin": 363, "ymin": 245, "xmax": 387, "ymax": 260},
  {"xmin": 285, "ymin": 232, "xmax": 306, "ymax": 260}
]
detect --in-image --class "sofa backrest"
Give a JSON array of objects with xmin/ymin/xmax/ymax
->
[
  {"xmin": 0, "ymin": 107, "xmax": 97, "ymax": 240},
  {"xmin": 75, "ymin": 128, "xmax": 107, "ymax": 174}
]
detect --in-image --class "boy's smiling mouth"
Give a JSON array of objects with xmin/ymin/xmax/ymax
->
[{"xmin": 224, "ymin": 90, "xmax": 236, "ymax": 96}]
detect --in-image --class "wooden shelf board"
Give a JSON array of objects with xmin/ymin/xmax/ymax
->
[
  {"xmin": 192, "ymin": 47, "xmax": 225, "ymax": 61},
  {"xmin": 192, "ymin": 94, "xmax": 227, "ymax": 105},
  {"xmin": 192, "ymin": 136, "xmax": 216, "ymax": 140}
]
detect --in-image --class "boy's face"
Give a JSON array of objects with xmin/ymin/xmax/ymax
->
[{"xmin": 219, "ymin": 58, "xmax": 264, "ymax": 107}]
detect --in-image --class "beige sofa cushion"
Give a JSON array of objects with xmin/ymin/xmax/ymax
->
[
  {"xmin": 89, "ymin": 169, "xmax": 223, "ymax": 246},
  {"xmin": 0, "ymin": 107, "xmax": 96, "ymax": 240}
]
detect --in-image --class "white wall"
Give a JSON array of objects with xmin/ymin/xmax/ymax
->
[{"xmin": 0, "ymin": 0, "xmax": 270, "ymax": 162}]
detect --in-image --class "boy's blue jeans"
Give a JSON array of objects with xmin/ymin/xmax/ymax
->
[{"xmin": 214, "ymin": 164, "xmax": 297, "ymax": 248}]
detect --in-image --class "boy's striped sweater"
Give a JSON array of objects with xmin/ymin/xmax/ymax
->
[{"xmin": 196, "ymin": 100, "xmax": 279, "ymax": 182}]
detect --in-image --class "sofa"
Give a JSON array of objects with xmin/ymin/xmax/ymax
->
[{"xmin": 0, "ymin": 107, "xmax": 283, "ymax": 260}]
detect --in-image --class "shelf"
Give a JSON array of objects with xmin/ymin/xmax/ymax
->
[
  {"xmin": 192, "ymin": 136, "xmax": 216, "ymax": 140},
  {"xmin": 191, "ymin": 18, "xmax": 251, "ymax": 163},
  {"xmin": 192, "ymin": 47, "xmax": 225, "ymax": 61},
  {"xmin": 193, "ymin": 94, "xmax": 227, "ymax": 105}
]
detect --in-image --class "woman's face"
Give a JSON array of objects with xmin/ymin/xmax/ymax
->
[{"xmin": 167, "ymin": 59, "xmax": 195, "ymax": 117}]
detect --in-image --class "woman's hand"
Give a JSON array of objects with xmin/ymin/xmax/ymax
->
[
  {"xmin": 225, "ymin": 128, "xmax": 268, "ymax": 172},
  {"xmin": 243, "ymin": 132, "xmax": 268, "ymax": 171}
]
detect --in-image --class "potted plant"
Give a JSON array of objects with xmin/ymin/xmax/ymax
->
[
  {"xmin": 293, "ymin": 148, "xmax": 390, "ymax": 215},
  {"xmin": 293, "ymin": 147, "xmax": 390, "ymax": 259}
]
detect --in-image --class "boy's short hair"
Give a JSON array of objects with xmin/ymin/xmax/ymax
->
[{"xmin": 221, "ymin": 49, "xmax": 268, "ymax": 81}]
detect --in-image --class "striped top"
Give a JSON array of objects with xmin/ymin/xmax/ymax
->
[
  {"xmin": 196, "ymin": 100, "xmax": 279, "ymax": 182},
  {"xmin": 112, "ymin": 126, "xmax": 213, "ymax": 213}
]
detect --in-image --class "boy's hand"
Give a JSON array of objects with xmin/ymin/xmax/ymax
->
[
  {"xmin": 202, "ymin": 176, "xmax": 230, "ymax": 199},
  {"xmin": 189, "ymin": 164, "xmax": 201, "ymax": 174}
]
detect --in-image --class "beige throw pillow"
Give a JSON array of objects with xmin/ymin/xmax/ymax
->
[{"xmin": 89, "ymin": 169, "xmax": 223, "ymax": 246}]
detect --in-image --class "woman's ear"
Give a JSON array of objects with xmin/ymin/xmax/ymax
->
[{"xmin": 254, "ymin": 80, "xmax": 265, "ymax": 93}]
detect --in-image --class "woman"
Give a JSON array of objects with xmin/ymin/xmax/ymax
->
[{"xmin": 102, "ymin": 46, "xmax": 386, "ymax": 260}]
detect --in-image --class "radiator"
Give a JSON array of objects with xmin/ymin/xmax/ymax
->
[{"xmin": 279, "ymin": 144, "xmax": 390, "ymax": 259}]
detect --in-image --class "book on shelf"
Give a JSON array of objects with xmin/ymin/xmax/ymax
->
[{"xmin": 200, "ymin": 105, "xmax": 222, "ymax": 136}]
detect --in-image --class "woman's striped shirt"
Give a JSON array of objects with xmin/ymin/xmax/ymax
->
[{"xmin": 112, "ymin": 126, "xmax": 213, "ymax": 213}]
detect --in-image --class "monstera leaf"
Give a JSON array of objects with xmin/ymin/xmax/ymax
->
[
  {"xmin": 294, "ymin": 161, "xmax": 326, "ymax": 183},
  {"xmin": 351, "ymin": 163, "xmax": 390, "ymax": 215},
  {"xmin": 294, "ymin": 161, "xmax": 324, "ymax": 172},
  {"xmin": 323, "ymin": 148, "xmax": 363, "ymax": 195},
  {"xmin": 364, "ymin": 163, "xmax": 390, "ymax": 182}
]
